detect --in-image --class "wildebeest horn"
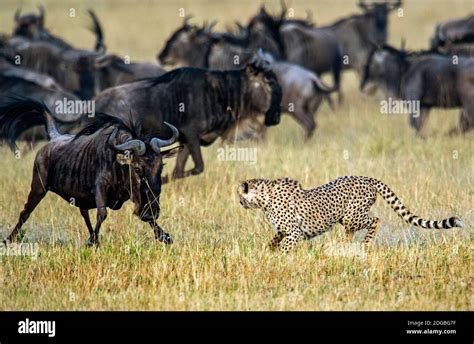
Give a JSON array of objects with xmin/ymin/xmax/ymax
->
[
  {"xmin": 205, "ymin": 20, "xmax": 217, "ymax": 32},
  {"xmin": 306, "ymin": 10, "xmax": 313, "ymax": 23},
  {"xmin": 183, "ymin": 15, "xmax": 194, "ymax": 26},
  {"xmin": 280, "ymin": 0, "xmax": 287, "ymax": 20},
  {"xmin": 109, "ymin": 128, "xmax": 146, "ymax": 155},
  {"xmin": 38, "ymin": 4, "xmax": 45, "ymax": 26},
  {"xmin": 435, "ymin": 23, "xmax": 445, "ymax": 41},
  {"xmin": 14, "ymin": 8, "xmax": 21, "ymax": 22},
  {"xmin": 150, "ymin": 122, "xmax": 179, "ymax": 152},
  {"xmin": 388, "ymin": 0, "xmax": 402, "ymax": 10},
  {"xmin": 358, "ymin": 0, "xmax": 370, "ymax": 10},
  {"xmin": 400, "ymin": 38, "xmax": 406, "ymax": 52}
]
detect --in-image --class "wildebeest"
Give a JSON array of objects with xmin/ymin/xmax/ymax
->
[
  {"xmin": 245, "ymin": 5, "xmax": 343, "ymax": 99},
  {"xmin": 159, "ymin": 23, "xmax": 334, "ymax": 138},
  {"xmin": 93, "ymin": 58, "xmax": 282, "ymax": 181},
  {"xmin": 0, "ymin": 97, "xmax": 180, "ymax": 246},
  {"xmin": 80, "ymin": 10, "xmax": 166, "ymax": 91},
  {"xmin": 324, "ymin": 0, "xmax": 401, "ymax": 74},
  {"xmin": 261, "ymin": 51, "xmax": 336, "ymax": 138},
  {"xmin": 0, "ymin": 57, "xmax": 82, "ymax": 144},
  {"xmin": 3, "ymin": 37, "xmax": 99, "ymax": 100},
  {"xmin": 430, "ymin": 14, "xmax": 474, "ymax": 57},
  {"xmin": 13, "ymin": 6, "xmax": 104, "ymax": 52},
  {"xmin": 361, "ymin": 45, "xmax": 474, "ymax": 133},
  {"xmin": 431, "ymin": 14, "xmax": 474, "ymax": 48}
]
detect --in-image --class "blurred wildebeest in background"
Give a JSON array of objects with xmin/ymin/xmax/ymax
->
[
  {"xmin": 85, "ymin": 10, "xmax": 166, "ymax": 91},
  {"xmin": 13, "ymin": 6, "xmax": 104, "ymax": 52},
  {"xmin": 324, "ymin": 0, "xmax": 402, "ymax": 74},
  {"xmin": 94, "ymin": 57, "xmax": 282, "ymax": 181},
  {"xmin": 0, "ymin": 97, "xmax": 180, "ymax": 246},
  {"xmin": 13, "ymin": 5, "xmax": 73, "ymax": 49},
  {"xmin": 361, "ymin": 45, "xmax": 474, "ymax": 134},
  {"xmin": 246, "ymin": 6, "xmax": 343, "ymax": 100},
  {"xmin": 431, "ymin": 14, "xmax": 474, "ymax": 57},
  {"xmin": 3, "ymin": 38, "xmax": 99, "ymax": 100},
  {"xmin": 0, "ymin": 56, "xmax": 82, "ymax": 144},
  {"xmin": 159, "ymin": 22, "xmax": 335, "ymax": 139}
]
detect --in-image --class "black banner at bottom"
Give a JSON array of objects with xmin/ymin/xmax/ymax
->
[{"xmin": 0, "ymin": 311, "xmax": 471, "ymax": 342}]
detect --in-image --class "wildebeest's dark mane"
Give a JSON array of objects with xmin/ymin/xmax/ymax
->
[
  {"xmin": 74, "ymin": 112, "xmax": 141, "ymax": 140},
  {"xmin": 215, "ymin": 32, "xmax": 248, "ymax": 46}
]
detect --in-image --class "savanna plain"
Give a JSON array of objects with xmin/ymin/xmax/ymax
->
[{"xmin": 0, "ymin": 0, "xmax": 472, "ymax": 310}]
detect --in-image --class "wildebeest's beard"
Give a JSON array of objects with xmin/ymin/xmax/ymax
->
[
  {"xmin": 264, "ymin": 72, "xmax": 282, "ymax": 126},
  {"xmin": 130, "ymin": 159, "xmax": 163, "ymax": 223}
]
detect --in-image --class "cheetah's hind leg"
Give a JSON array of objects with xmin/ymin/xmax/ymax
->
[{"xmin": 363, "ymin": 217, "xmax": 380, "ymax": 246}]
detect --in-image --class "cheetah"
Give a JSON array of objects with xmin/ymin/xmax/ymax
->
[{"xmin": 237, "ymin": 176, "xmax": 464, "ymax": 253}]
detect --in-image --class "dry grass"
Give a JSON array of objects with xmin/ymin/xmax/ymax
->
[{"xmin": 0, "ymin": 0, "xmax": 472, "ymax": 310}]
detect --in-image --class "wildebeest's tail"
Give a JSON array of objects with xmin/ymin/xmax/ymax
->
[
  {"xmin": 0, "ymin": 96, "xmax": 60, "ymax": 151},
  {"xmin": 373, "ymin": 179, "xmax": 464, "ymax": 229},
  {"xmin": 88, "ymin": 9, "xmax": 105, "ymax": 52},
  {"xmin": 311, "ymin": 77, "xmax": 336, "ymax": 111}
]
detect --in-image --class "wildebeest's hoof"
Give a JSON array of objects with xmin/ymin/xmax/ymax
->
[
  {"xmin": 157, "ymin": 232, "xmax": 173, "ymax": 245},
  {"xmin": 86, "ymin": 238, "xmax": 99, "ymax": 247}
]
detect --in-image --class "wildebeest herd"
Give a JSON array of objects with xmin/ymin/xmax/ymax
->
[{"xmin": 0, "ymin": 1, "xmax": 471, "ymax": 249}]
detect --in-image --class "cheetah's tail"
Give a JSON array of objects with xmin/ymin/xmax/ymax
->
[{"xmin": 373, "ymin": 179, "xmax": 464, "ymax": 229}]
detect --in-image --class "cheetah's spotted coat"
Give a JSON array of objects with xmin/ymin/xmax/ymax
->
[{"xmin": 237, "ymin": 176, "xmax": 463, "ymax": 252}]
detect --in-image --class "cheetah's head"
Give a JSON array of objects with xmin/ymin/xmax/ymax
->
[{"xmin": 237, "ymin": 179, "xmax": 273, "ymax": 209}]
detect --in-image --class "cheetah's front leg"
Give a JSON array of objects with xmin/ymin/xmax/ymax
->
[
  {"xmin": 269, "ymin": 231, "xmax": 286, "ymax": 250},
  {"xmin": 279, "ymin": 230, "xmax": 304, "ymax": 253}
]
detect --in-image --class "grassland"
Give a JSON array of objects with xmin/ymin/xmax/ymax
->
[{"xmin": 0, "ymin": 0, "xmax": 472, "ymax": 310}]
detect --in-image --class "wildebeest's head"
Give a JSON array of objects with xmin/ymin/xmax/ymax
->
[
  {"xmin": 13, "ymin": 5, "xmax": 45, "ymax": 39},
  {"xmin": 361, "ymin": 44, "xmax": 407, "ymax": 97},
  {"xmin": 107, "ymin": 122, "xmax": 180, "ymax": 223},
  {"xmin": 158, "ymin": 16, "xmax": 217, "ymax": 67},
  {"xmin": 357, "ymin": 0, "xmax": 401, "ymax": 44},
  {"xmin": 244, "ymin": 53, "xmax": 282, "ymax": 126},
  {"xmin": 246, "ymin": 6, "xmax": 284, "ymax": 58}
]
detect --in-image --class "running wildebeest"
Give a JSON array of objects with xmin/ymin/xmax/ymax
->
[
  {"xmin": 13, "ymin": 6, "xmax": 104, "ymax": 52},
  {"xmin": 159, "ymin": 23, "xmax": 334, "ymax": 138},
  {"xmin": 361, "ymin": 45, "xmax": 474, "ymax": 134},
  {"xmin": 0, "ymin": 57, "xmax": 82, "ymax": 144},
  {"xmin": 88, "ymin": 12, "xmax": 165, "ymax": 91},
  {"xmin": 0, "ymin": 97, "xmax": 180, "ymax": 246},
  {"xmin": 93, "ymin": 57, "xmax": 282, "ymax": 181},
  {"xmin": 431, "ymin": 14, "xmax": 474, "ymax": 57},
  {"xmin": 323, "ymin": 0, "xmax": 402, "ymax": 74},
  {"xmin": 245, "ymin": 6, "xmax": 344, "ymax": 101},
  {"xmin": 431, "ymin": 14, "xmax": 474, "ymax": 49}
]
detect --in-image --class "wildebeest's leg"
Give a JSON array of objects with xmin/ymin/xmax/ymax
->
[
  {"xmin": 89, "ymin": 186, "xmax": 108, "ymax": 246},
  {"xmin": 178, "ymin": 134, "xmax": 204, "ymax": 178},
  {"xmin": 291, "ymin": 102, "xmax": 316, "ymax": 139},
  {"xmin": 5, "ymin": 166, "xmax": 47, "ymax": 243},
  {"xmin": 79, "ymin": 208, "xmax": 94, "ymax": 241},
  {"xmin": 459, "ymin": 109, "xmax": 474, "ymax": 133},
  {"xmin": 149, "ymin": 222, "xmax": 173, "ymax": 244},
  {"xmin": 410, "ymin": 107, "xmax": 430, "ymax": 134},
  {"xmin": 170, "ymin": 144, "xmax": 190, "ymax": 181}
]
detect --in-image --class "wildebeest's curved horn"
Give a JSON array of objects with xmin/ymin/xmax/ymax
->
[
  {"xmin": 183, "ymin": 14, "xmax": 194, "ymax": 26},
  {"xmin": 400, "ymin": 38, "xmax": 406, "ymax": 52},
  {"xmin": 389, "ymin": 0, "xmax": 402, "ymax": 10},
  {"xmin": 205, "ymin": 20, "xmax": 217, "ymax": 32},
  {"xmin": 358, "ymin": 0, "xmax": 370, "ymax": 10},
  {"xmin": 150, "ymin": 122, "xmax": 179, "ymax": 152},
  {"xmin": 38, "ymin": 4, "xmax": 45, "ymax": 26},
  {"xmin": 109, "ymin": 128, "xmax": 146, "ymax": 155},
  {"xmin": 280, "ymin": 0, "xmax": 287, "ymax": 20},
  {"xmin": 14, "ymin": 8, "xmax": 21, "ymax": 22},
  {"xmin": 306, "ymin": 10, "xmax": 313, "ymax": 23}
]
